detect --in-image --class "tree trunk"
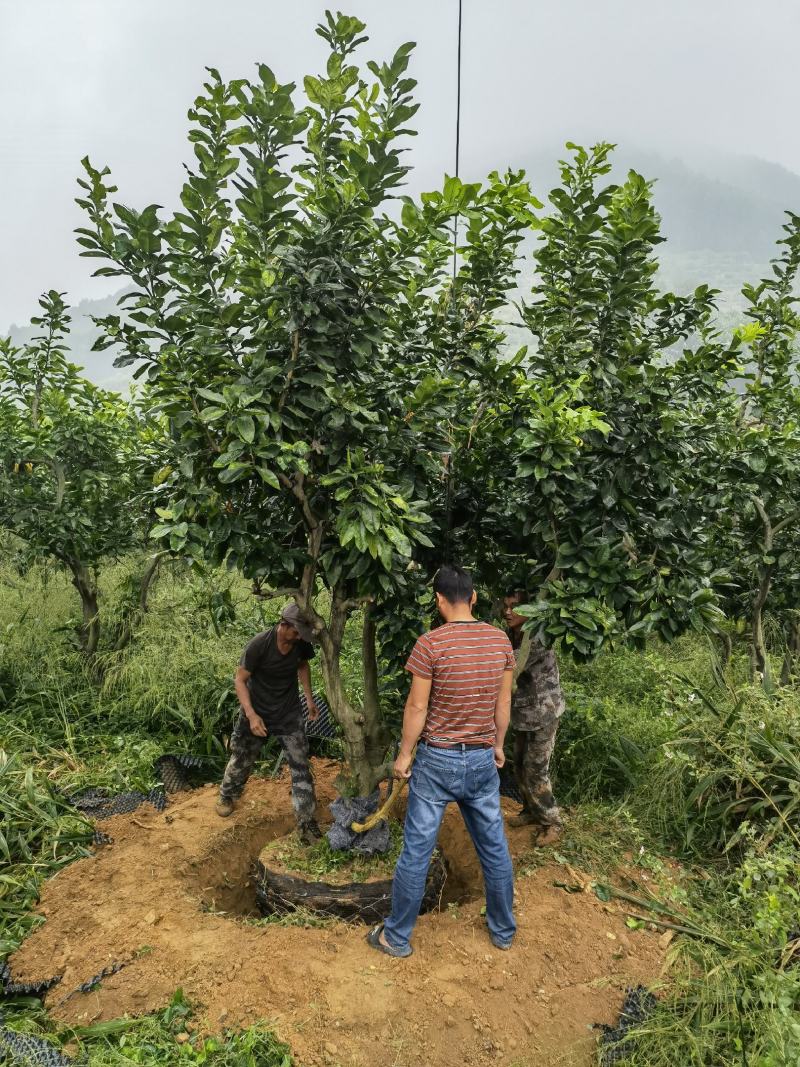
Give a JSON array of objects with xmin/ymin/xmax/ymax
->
[
  {"xmin": 750, "ymin": 566, "xmax": 771, "ymax": 684},
  {"xmin": 360, "ymin": 603, "xmax": 390, "ymax": 777},
  {"xmin": 750, "ymin": 497, "xmax": 774, "ymax": 687},
  {"xmin": 114, "ymin": 552, "xmax": 166, "ymax": 651},
  {"xmin": 780, "ymin": 616, "xmax": 800, "ymax": 687},
  {"xmin": 68, "ymin": 561, "xmax": 100, "ymax": 655},
  {"xmin": 289, "ymin": 489, "xmax": 389, "ymax": 793},
  {"xmin": 315, "ymin": 591, "xmax": 389, "ymax": 795}
]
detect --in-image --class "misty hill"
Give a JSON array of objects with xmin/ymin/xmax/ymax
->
[
  {"xmin": 6, "ymin": 148, "xmax": 800, "ymax": 389},
  {"xmin": 624, "ymin": 149, "xmax": 799, "ymax": 258},
  {"xmin": 5, "ymin": 291, "xmax": 132, "ymax": 391}
]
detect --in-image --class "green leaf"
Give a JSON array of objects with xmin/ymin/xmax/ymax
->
[
  {"xmin": 258, "ymin": 467, "xmax": 281, "ymax": 489},
  {"xmin": 217, "ymin": 463, "xmax": 251, "ymax": 483},
  {"xmin": 234, "ymin": 414, "xmax": 256, "ymax": 444},
  {"xmin": 412, "ymin": 529, "xmax": 435, "ymax": 548},
  {"xmin": 196, "ymin": 387, "xmax": 225, "ymax": 404}
]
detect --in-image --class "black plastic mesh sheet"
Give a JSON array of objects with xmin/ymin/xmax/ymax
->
[
  {"xmin": 597, "ymin": 985, "xmax": 658, "ymax": 1065},
  {"xmin": 56, "ymin": 961, "xmax": 128, "ymax": 1005},
  {"xmin": 0, "ymin": 1023, "xmax": 72, "ymax": 1066},
  {"xmin": 0, "ymin": 963, "xmax": 61, "ymax": 999},
  {"xmin": 300, "ymin": 692, "xmax": 338, "ymax": 740},
  {"xmin": 66, "ymin": 787, "xmax": 167, "ymax": 820},
  {"xmin": 498, "ymin": 763, "xmax": 522, "ymax": 804},
  {"xmin": 154, "ymin": 754, "xmax": 212, "ymax": 794},
  {"xmin": 326, "ymin": 792, "xmax": 391, "ymax": 855}
]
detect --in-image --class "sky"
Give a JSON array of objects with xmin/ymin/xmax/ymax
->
[{"xmin": 2, "ymin": 0, "xmax": 799, "ymax": 329}]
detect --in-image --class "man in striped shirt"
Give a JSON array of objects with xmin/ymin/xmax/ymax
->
[{"xmin": 367, "ymin": 565, "xmax": 517, "ymax": 958}]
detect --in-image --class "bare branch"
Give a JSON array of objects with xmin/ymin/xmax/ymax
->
[
  {"xmin": 772, "ymin": 512, "xmax": 798, "ymax": 538},
  {"xmin": 342, "ymin": 594, "xmax": 375, "ymax": 614},
  {"xmin": 751, "ymin": 495, "xmax": 772, "ymax": 549},
  {"xmin": 291, "ymin": 472, "xmax": 319, "ymax": 531},
  {"xmin": 251, "ymin": 585, "xmax": 301, "ymax": 602}
]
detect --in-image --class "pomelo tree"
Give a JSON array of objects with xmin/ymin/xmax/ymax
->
[
  {"xmin": 710, "ymin": 216, "xmax": 800, "ymax": 684},
  {"xmin": 455, "ymin": 144, "xmax": 737, "ymax": 659},
  {"xmin": 74, "ymin": 12, "xmax": 549, "ymax": 790},
  {"xmin": 0, "ymin": 292, "xmax": 155, "ymax": 654}
]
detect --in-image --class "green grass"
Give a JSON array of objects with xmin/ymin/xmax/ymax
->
[
  {"xmin": 603, "ymin": 841, "xmax": 800, "ymax": 1067},
  {"xmin": 262, "ymin": 821, "xmax": 404, "ymax": 883},
  {"xmin": 0, "ymin": 989, "xmax": 293, "ymax": 1066},
  {"xmin": 0, "ymin": 749, "xmax": 95, "ymax": 955}
]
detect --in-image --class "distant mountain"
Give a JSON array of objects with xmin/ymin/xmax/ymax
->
[
  {"xmin": 623, "ymin": 150, "xmax": 798, "ymax": 259},
  {"xmin": 515, "ymin": 145, "xmax": 800, "ymax": 261},
  {"xmin": 5, "ymin": 148, "xmax": 799, "ymax": 388},
  {"xmin": 6, "ymin": 291, "xmax": 131, "ymax": 391}
]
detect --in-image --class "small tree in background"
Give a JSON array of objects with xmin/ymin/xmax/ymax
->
[
  {"xmin": 712, "ymin": 216, "xmax": 800, "ymax": 685},
  {"xmin": 0, "ymin": 292, "xmax": 154, "ymax": 654}
]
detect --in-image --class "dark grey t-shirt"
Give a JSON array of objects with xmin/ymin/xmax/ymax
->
[{"xmin": 239, "ymin": 627, "xmax": 315, "ymax": 734}]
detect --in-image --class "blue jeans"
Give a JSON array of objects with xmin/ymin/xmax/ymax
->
[{"xmin": 383, "ymin": 743, "xmax": 516, "ymax": 952}]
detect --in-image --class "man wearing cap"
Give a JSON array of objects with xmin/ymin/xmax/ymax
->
[{"xmin": 216, "ymin": 603, "xmax": 322, "ymax": 843}]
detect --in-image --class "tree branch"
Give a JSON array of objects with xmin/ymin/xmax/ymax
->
[
  {"xmin": 342, "ymin": 594, "xmax": 375, "ymax": 614},
  {"xmin": 251, "ymin": 585, "xmax": 302, "ymax": 602},
  {"xmin": 752, "ymin": 495, "xmax": 772, "ymax": 550},
  {"xmin": 139, "ymin": 551, "xmax": 167, "ymax": 615},
  {"xmin": 772, "ymin": 512, "xmax": 798, "ymax": 538}
]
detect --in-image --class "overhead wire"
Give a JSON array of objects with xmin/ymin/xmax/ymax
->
[
  {"xmin": 452, "ymin": 0, "xmax": 463, "ymax": 282},
  {"xmin": 443, "ymin": 0, "xmax": 464, "ymax": 565}
]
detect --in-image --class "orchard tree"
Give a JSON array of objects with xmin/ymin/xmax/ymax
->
[
  {"xmin": 712, "ymin": 216, "xmax": 800, "ymax": 684},
  {"xmin": 458, "ymin": 144, "xmax": 737, "ymax": 660},
  {"xmin": 0, "ymin": 292, "xmax": 155, "ymax": 653},
  {"xmin": 74, "ymin": 13, "xmax": 549, "ymax": 790}
]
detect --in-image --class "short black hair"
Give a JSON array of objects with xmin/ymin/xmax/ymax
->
[
  {"xmin": 434, "ymin": 565, "xmax": 474, "ymax": 605},
  {"xmin": 504, "ymin": 588, "xmax": 528, "ymax": 601}
]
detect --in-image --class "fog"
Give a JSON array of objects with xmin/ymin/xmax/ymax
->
[{"xmin": 2, "ymin": 0, "xmax": 799, "ymax": 328}]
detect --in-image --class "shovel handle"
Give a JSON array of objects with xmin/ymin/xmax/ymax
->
[{"xmin": 350, "ymin": 745, "xmax": 417, "ymax": 833}]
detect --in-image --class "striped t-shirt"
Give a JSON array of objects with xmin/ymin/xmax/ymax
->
[{"xmin": 405, "ymin": 621, "xmax": 515, "ymax": 746}]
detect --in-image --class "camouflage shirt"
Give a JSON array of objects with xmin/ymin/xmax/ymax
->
[{"xmin": 510, "ymin": 632, "xmax": 565, "ymax": 730}]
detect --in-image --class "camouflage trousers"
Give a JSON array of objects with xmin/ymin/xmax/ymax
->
[
  {"xmin": 513, "ymin": 717, "xmax": 562, "ymax": 829},
  {"xmin": 219, "ymin": 711, "xmax": 317, "ymax": 827}
]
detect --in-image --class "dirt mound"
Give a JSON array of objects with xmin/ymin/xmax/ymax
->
[{"xmin": 11, "ymin": 759, "xmax": 666, "ymax": 1067}]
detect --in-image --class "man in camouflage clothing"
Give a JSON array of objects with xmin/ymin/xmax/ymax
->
[
  {"xmin": 503, "ymin": 591, "xmax": 565, "ymax": 843},
  {"xmin": 216, "ymin": 603, "xmax": 322, "ymax": 844}
]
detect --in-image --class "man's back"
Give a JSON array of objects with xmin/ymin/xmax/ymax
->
[{"xmin": 406, "ymin": 621, "xmax": 514, "ymax": 747}]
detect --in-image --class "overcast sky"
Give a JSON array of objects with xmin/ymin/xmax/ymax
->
[{"xmin": 2, "ymin": 0, "xmax": 799, "ymax": 328}]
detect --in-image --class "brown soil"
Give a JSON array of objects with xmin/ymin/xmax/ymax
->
[{"xmin": 11, "ymin": 758, "xmax": 666, "ymax": 1067}]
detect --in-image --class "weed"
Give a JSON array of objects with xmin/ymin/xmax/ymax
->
[
  {"xmin": 262, "ymin": 822, "xmax": 403, "ymax": 883},
  {"xmin": 608, "ymin": 845, "xmax": 800, "ymax": 1066},
  {"xmin": 71, "ymin": 989, "xmax": 294, "ymax": 1065},
  {"xmin": 646, "ymin": 681, "xmax": 800, "ymax": 854}
]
